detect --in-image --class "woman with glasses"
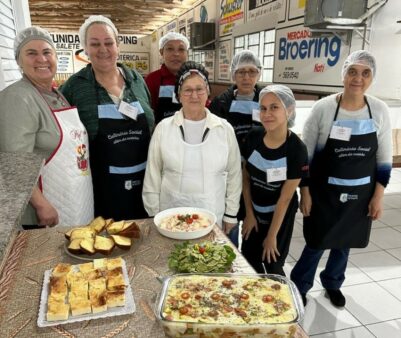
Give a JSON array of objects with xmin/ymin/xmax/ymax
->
[
  {"xmin": 209, "ymin": 50, "xmax": 263, "ymax": 245},
  {"xmin": 291, "ymin": 50, "xmax": 392, "ymax": 307},
  {"xmin": 145, "ymin": 32, "xmax": 189, "ymax": 124},
  {"xmin": 143, "ymin": 61, "xmax": 242, "ymax": 232},
  {"xmin": 241, "ymin": 85, "xmax": 308, "ymax": 276}
]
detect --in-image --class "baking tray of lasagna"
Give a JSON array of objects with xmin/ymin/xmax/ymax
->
[
  {"xmin": 155, "ymin": 273, "xmax": 304, "ymax": 338},
  {"xmin": 37, "ymin": 258, "xmax": 135, "ymax": 327}
]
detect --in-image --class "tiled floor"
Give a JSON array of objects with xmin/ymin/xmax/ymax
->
[{"xmin": 284, "ymin": 168, "xmax": 401, "ymax": 337}]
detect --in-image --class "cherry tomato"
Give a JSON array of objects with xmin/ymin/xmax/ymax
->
[
  {"xmin": 199, "ymin": 246, "xmax": 206, "ymax": 254},
  {"xmin": 262, "ymin": 294, "xmax": 274, "ymax": 303},
  {"xmin": 208, "ymin": 310, "xmax": 218, "ymax": 317},
  {"xmin": 192, "ymin": 214, "xmax": 199, "ymax": 219},
  {"xmin": 179, "ymin": 306, "xmax": 189, "ymax": 315},
  {"xmin": 234, "ymin": 308, "xmax": 247, "ymax": 317},
  {"xmin": 223, "ymin": 305, "xmax": 233, "ymax": 312},
  {"xmin": 240, "ymin": 292, "xmax": 249, "ymax": 300},
  {"xmin": 211, "ymin": 293, "xmax": 221, "ymax": 300},
  {"xmin": 271, "ymin": 283, "xmax": 281, "ymax": 290},
  {"xmin": 186, "ymin": 218, "xmax": 193, "ymax": 224},
  {"xmin": 181, "ymin": 292, "xmax": 190, "ymax": 299}
]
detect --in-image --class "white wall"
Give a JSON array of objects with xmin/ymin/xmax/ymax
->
[{"xmin": 0, "ymin": 0, "xmax": 30, "ymax": 90}]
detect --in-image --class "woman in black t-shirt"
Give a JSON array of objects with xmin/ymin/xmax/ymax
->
[{"xmin": 241, "ymin": 85, "xmax": 309, "ymax": 275}]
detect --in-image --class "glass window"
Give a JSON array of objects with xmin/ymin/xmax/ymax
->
[
  {"xmin": 231, "ymin": 28, "xmax": 275, "ymax": 83},
  {"xmin": 248, "ymin": 33, "xmax": 260, "ymax": 46},
  {"xmin": 264, "ymin": 30, "xmax": 275, "ymax": 42},
  {"xmin": 235, "ymin": 36, "xmax": 244, "ymax": 48},
  {"xmin": 262, "ymin": 69, "xmax": 273, "ymax": 83}
]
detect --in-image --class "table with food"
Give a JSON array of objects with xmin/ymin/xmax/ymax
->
[{"xmin": 0, "ymin": 206, "xmax": 309, "ymax": 337}]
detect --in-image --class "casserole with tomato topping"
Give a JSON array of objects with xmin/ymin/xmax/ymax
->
[{"xmin": 156, "ymin": 274, "xmax": 304, "ymax": 338}]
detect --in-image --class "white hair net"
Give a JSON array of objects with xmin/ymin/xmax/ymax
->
[
  {"xmin": 14, "ymin": 26, "xmax": 55, "ymax": 60},
  {"xmin": 79, "ymin": 15, "xmax": 119, "ymax": 48},
  {"xmin": 342, "ymin": 50, "xmax": 376, "ymax": 81},
  {"xmin": 159, "ymin": 32, "xmax": 190, "ymax": 50},
  {"xmin": 230, "ymin": 50, "xmax": 262, "ymax": 81},
  {"xmin": 259, "ymin": 85, "xmax": 296, "ymax": 128}
]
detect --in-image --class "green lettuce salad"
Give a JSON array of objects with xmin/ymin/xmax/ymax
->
[{"xmin": 168, "ymin": 241, "xmax": 236, "ymax": 273}]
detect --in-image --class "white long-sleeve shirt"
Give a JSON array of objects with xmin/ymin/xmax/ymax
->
[{"xmin": 142, "ymin": 108, "xmax": 242, "ymax": 224}]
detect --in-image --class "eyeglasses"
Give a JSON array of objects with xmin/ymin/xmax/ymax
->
[
  {"xmin": 180, "ymin": 87, "xmax": 207, "ymax": 97},
  {"xmin": 235, "ymin": 69, "xmax": 260, "ymax": 78},
  {"xmin": 346, "ymin": 67, "xmax": 372, "ymax": 79}
]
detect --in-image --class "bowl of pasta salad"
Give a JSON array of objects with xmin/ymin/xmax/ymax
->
[{"xmin": 154, "ymin": 207, "xmax": 216, "ymax": 240}]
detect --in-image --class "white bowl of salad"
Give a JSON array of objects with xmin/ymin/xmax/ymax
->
[{"xmin": 154, "ymin": 207, "xmax": 216, "ymax": 240}]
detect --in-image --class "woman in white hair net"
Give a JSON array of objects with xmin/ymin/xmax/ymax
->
[
  {"xmin": 291, "ymin": 50, "xmax": 392, "ymax": 308},
  {"xmin": 209, "ymin": 50, "xmax": 264, "ymax": 246},
  {"xmin": 0, "ymin": 26, "xmax": 94, "ymax": 228},
  {"xmin": 240, "ymin": 84, "xmax": 308, "ymax": 276},
  {"xmin": 61, "ymin": 15, "xmax": 153, "ymax": 221},
  {"xmin": 145, "ymin": 32, "xmax": 190, "ymax": 124}
]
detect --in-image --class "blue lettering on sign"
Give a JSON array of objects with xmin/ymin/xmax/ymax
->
[{"xmin": 278, "ymin": 35, "xmax": 341, "ymax": 66}]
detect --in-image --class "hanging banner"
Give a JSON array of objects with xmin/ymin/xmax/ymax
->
[
  {"xmin": 51, "ymin": 33, "xmax": 149, "ymax": 85},
  {"xmin": 204, "ymin": 51, "xmax": 215, "ymax": 82},
  {"xmin": 219, "ymin": 0, "xmax": 245, "ymax": 37},
  {"xmin": 273, "ymin": 24, "xmax": 349, "ymax": 87},
  {"xmin": 247, "ymin": 0, "xmax": 286, "ymax": 22},
  {"xmin": 218, "ymin": 39, "xmax": 232, "ymax": 81}
]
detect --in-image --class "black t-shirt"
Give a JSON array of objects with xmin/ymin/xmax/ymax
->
[{"xmin": 243, "ymin": 127, "xmax": 308, "ymax": 220}]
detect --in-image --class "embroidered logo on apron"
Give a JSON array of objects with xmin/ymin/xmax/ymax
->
[{"xmin": 125, "ymin": 180, "xmax": 133, "ymax": 190}]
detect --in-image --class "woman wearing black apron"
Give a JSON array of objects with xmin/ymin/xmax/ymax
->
[
  {"xmin": 241, "ymin": 85, "xmax": 308, "ymax": 275},
  {"xmin": 291, "ymin": 50, "xmax": 393, "ymax": 307},
  {"xmin": 61, "ymin": 15, "xmax": 153, "ymax": 221},
  {"xmin": 209, "ymin": 50, "xmax": 263, "ymax": 246},
  {"xmin": 145, "ymin": 32, "xmax": 189, "ymax": 124}
]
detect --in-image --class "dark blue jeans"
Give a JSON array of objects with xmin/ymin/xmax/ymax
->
[
  {"xmin": 290, "ymin": 246, "xmax": 350, "ymax": 294},
  {"xmin": 227, "ymin": 223, "xmax": 239, "ymax": 247}
]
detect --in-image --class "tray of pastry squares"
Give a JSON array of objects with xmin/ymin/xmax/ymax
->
[{"xmin": 37, "ymin": 257, "xmax": 135, "ymax": 327}]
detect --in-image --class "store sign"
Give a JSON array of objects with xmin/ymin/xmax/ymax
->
[
  {"xmin": 247, "ymin": 0, "xmax": 285, "ymax": 22},
  {"xmin": 273, "ymin": 25, "xmax": 348, "ymax": 86},
  {"xmin": 51, "ymin": 33, "xmax": 149, "ymax": 85},
  {"xmin": 219, "ymin": 0, "xmax": 245, "ymax": 36}
]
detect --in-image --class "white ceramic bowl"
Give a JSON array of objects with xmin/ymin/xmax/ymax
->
[{"xmin": 153, "ymin": 207, "xmax": 216, "ymax": 240}]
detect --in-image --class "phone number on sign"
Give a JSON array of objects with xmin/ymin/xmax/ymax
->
[{"xmin": 281, "ymin": 71, "xmax": 299, "ymax": 79}]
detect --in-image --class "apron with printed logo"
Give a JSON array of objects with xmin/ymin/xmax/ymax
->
[
  {"xmin": 41, "ymin": 105, "xmax": 94, "ymax": 226},
  {"xmin": 304, "ymin": 96, "xmax": 378, "ymax": 249},
  {"xmin": 91, "ymin": 88, "xmax": 150, "ymax": 221},
  {"xmin": 155, "ymin": 84, "xmax": 181, "ymax": 124}
]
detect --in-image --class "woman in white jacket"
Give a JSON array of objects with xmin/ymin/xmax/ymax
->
[{"xmin": 142, "ymin": 61, "xmax": 242, "ymax": 234}]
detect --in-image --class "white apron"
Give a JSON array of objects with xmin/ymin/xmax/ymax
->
[
  {"xmin": 40, "ymin": 106, "xmax": 94, "ymax": 226},
  {"xmin": 159, "ymin": 127, "xmax": 228, "ymax": 227}
]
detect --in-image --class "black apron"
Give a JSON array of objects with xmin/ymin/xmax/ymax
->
[
  {"xmin": 304, "ymin": 95, "xmax": 378, "ymax": 249},
  {"xmin": 228, "ymin": 99, "xmax": 260, "ymax": 220},
  {"xmin": 228, "ymin": 99, "xmax": 261, "ymax": 153},
  {"xmin": 155, "ymin": 83, "xmax": 181, "ymax": 124},
  {"xmin": 91, "ymin": 83, "xmax": 150, "ymax": 221}
]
